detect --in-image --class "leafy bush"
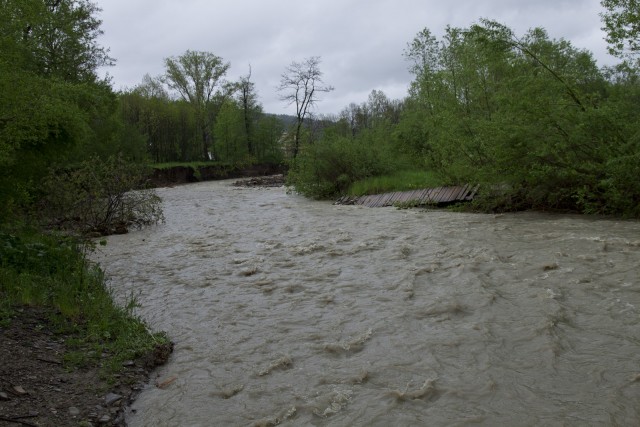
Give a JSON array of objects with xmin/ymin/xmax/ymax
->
[
  {"xmin": 288, "ymin": 129, "xmax": 401, "ymax": 199},
  {"xmin": 40, "ymin": 155, "xmax": 164, "ymax": 235}
]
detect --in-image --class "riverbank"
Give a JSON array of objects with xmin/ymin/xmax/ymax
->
[
  {"xmin": 148, "ymin": 162, "xmax": 286, "ymax": 187},
  {"xmin": 0, "ymin": 306, "xmax": 172, "ymax": 427},
  {"xmin": 0, "ymin": 230, "xmax": 173, "ymax": 427}
]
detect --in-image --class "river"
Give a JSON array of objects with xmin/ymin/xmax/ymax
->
[{"xmin": 93, "ymin": 180, "xmax": 640, "ymax": 426}]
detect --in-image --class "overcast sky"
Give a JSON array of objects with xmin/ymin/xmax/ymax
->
[{"xmin": 96, "ymin": 0, "xmax": 616, "ymax": 116}]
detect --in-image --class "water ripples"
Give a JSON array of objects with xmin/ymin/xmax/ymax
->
[{"xmin": 93, "ymin": 181, "xmax": 640, "ymax": 426}]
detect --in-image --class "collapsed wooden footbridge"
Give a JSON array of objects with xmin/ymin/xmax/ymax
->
[{"xmin": 334, "ymin": 184, "xmax": 479, "ymax": 208}]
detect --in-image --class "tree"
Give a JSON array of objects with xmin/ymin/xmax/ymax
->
[
  {"xmin": 601, "ymin": 0, "xmax": 640, "ymax": 60},
  {"xmin": 135, "ymin": 73, "xmax": 169, "ymax": 100},
  {"xmin": 237, "ymin": 66, "xmax": 261, "ymax": 156},
  {"xmin": 399, "ymin": 21, "xmax": 640, "ymax": 214},
  {"xmin": 0, "ymin": 0, "xmax": 117, "ymax": 220},
  {"xmin": 164, "ymin": 50, "xmax": 232, "ymax": 160},
  {"xmin": 254, "ymin": 114, "xmax": 285, "ymax": 163},
  {"xmin": 278, "ymin": 56, "xmax": 334, "ymax": 159},
  {"xmin": 214, "ymin": 99, "xmax": 247, "ymax": 163},
  {"xmin": 0, "ymin": 0, "xmax": 115, "ymax": 162},
  {"xmin": 1, "ymin": 0, "xmax": 114, "ymax": 83}
]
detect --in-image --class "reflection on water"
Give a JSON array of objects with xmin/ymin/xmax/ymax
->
[{"xmin": 93, "ymin": 180, "xmax": 640, "ymax": 426}]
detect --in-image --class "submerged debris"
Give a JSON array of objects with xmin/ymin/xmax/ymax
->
[
  {"xmin": 258, "ymin": 355, "xmax": 293, "ymax": 376},
  {"xmin": 390, "ymin": 378, "xmax": 439, "ymax": 401},
  {"xmin": 234, "ymin": 175, "xmax": 285, "ymax": 188},
  {"xmin": 253, "ymin": 406, "xmax": 297, "ymax": 427},
  {"xmin": 211, "ymin": 384, "xmax": 244, "ymax": 399},
  {"xmin": 310, "ymin": 389, "xmax": 354, "ymax": 418},
  {"xmin": 324, "ymin": 329, "xmax": 373, "ymax": 354}
]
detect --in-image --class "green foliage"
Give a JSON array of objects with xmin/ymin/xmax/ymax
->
[
  {"xmin": 601, "ymin": 0, "xmax": 640, "ymax": 61},
  {"xmin": 214, "ymin": 99, "xmax": 249, "ymax": 163},
  {"xmin": 0, "ymin": 0, "xmax": 113, "ymax": 84},
  {"xmin": 400, "ymin": 20, "xmax": 640, "ymax": 216},
  {"xmin": 40, "ymin": 155, "xmax": 164, "ymax": 235},
  {"xmin": 118, "ymin": 80, "xmax": 284, "ymax": 164},
  {"xmin": 0, "ymin": 228, "xmax": 169, "ymax": 373},
  {"xmin": 255, "ymin": 114, "xmax": 286, "ymax": 164},
  {"xmin": 237, "ymin": 69, "xmax": 262, "ymax": 156},
  {"xmin": 151, "ymin": 160, "xmax": 232, "ymax": 170},
  {"xmin": 119, "ymin": 89, "xmax": 198, "ymax": 162},
  {"xmin": 0, "ymin": 0, "xmax": 123, "ymax": 221},
  {"xmin": 289, "ymin": 19, "xmax": 640, "ymax": 217},
  {"xmin": 164, "ymin": 50, "xmax": 233, "ymax": 160},
  {"xmin": 288, "ymin": 126, "xmax": 403, "ymax": 199},
  {"xmin": 287, "ymin": 88, "xmax": 411, "ymax": 199}
]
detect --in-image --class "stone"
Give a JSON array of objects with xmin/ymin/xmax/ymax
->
[
  {"xmin": 12, "ymin": 385, "xmax": 27, "ymax": 395},
  {"xmin": 99, "ymin": 414, "xmax": 111, "ymax": 424},
  {"xmin": 0, "ymin": 391, "xmax": 9, "ymax": 401},
  {"xmin": 69, "ymin": 406, "xmax": 81, "ymax": 416},
  {"xmin": 104, "ymin": 392, "xmax": 123, "ymax": 406}
]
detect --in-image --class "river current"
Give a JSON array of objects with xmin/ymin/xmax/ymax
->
[{"xmin": 93, "ymin": 180, "xmax": 640, "ymax": 426}]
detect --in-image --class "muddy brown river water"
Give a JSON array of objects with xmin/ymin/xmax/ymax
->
[{"xmin": 93, "ymin": 180, "xmax": 640, "ymax": 426}]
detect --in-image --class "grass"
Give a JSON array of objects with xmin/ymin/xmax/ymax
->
[
  {"xmin": 347, "ymin": 169, "xmax": 444, "ymax": 196},
  {"xmin": 0, "ymin": 227, "xmax": 169, "ymax": 378}
]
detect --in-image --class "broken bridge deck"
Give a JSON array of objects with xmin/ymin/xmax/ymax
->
[{"xmin": 334, "ymin": 184, "xmax": 479, "ymax": 207}]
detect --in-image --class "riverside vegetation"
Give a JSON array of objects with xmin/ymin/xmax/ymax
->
[
  {"xmin": 1, "ymin": 1, "xmax": 169, "ymax": 425},
  {"xmin": 288, "ymin": 14, "xmax": 640, "ymax": 217}
]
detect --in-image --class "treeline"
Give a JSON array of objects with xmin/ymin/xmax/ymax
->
[
  {"xmin": 118, "ymin": 75, "xmax": 285, "ymax": 164},
  {"xmin": 3, "ymin": 1, "xmax": 640, "ymax": 224},
  {"xmin": 289, "ymin": 16, "xmax": 640, "ymax": 217},
  {"xmin": 1, "ymin": 7, "xmax": 288, "ymax": 225}
]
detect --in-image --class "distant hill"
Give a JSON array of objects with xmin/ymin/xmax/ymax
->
[
  {"xmin": 267, "ymin": 113, "xmax": 337, "ymax": 127},
  {"xmin": 269, "ymin": 114, "xmax": 297, "ymax": 127}
]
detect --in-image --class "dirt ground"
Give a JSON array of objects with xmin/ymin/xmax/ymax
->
[{"xmin": 0, "ymin": 307, "xmax": 172, "ymax": 427}]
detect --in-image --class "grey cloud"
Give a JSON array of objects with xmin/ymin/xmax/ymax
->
[{"xmin": 97, "ymin": 0, "xmax": 615, "ymax": 115}]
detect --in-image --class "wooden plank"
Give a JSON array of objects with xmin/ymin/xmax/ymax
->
[
  {"xmin": 445, "ymin": 186, "xmax": 458, "ymax": 202},
  {"xmin": 450, "ymin": 185, "xmax": 467, "ymax": 201},
  {"xmin": 426, "ymin": 187, "xmax": 438, "ymax": 202},
  {"xmin": 335, "ymin": 184, "xmax": 479, "ymax": 207},
  {"xmin": 467, "ymin": 184, "xmax": 480, "ymax": 200},
  {"xmin": 433, "ymin": 186, "xmax": 447, "ymax": 203}
]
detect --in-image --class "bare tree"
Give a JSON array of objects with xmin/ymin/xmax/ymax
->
[{"xmin": 278, "ymin": 56, "xmax": 334, "ymax": 158}]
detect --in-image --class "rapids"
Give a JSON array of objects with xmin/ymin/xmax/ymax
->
[{"xmin": 93, "ymin": 180, "xmax": 640, "ymax": 426}]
